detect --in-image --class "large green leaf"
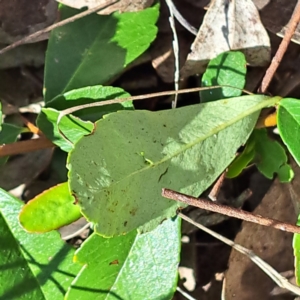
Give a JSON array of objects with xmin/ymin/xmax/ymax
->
[
  {"xmin": 19, "ymin": 182, "xmax": 82, "ymax": 233},
  {"xmin": 278, "ymin": 98, "xmax": 300, "ymax": 166},
  {"xmin": 0, "ymin": 189, "xmax": 81, "ymax": 299},
  {"xmin": 66, "ymin": 217, "xmax": 180, "ymax": 300},
  {"xmin": 0, "ymin": 212, "xmax": 44, "ymax": 299},
  {"xmin": 68, "ymin": 95, "xmax": 280, "ymax": 237},
  {"xmin": 201, "ymin": 51, "xmax": 246, "ymax": 102},
  {"xmin": 44, "ymin": 5, "xmax": 159, "ymax": 102}
]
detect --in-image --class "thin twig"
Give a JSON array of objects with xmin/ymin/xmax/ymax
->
[
  {"xmin": 0, "ymin": 0, "xmax": 118, "ymax": 55},
  {"xmin": 0, "ymin": 138, "xmax": 54, "ymax": 157},
  {"xmin": 178, "ymin": 212, "xmax": 300, "ymax": 296},
  {"xmin": 166, "ymin": 1, "xmax": 197, "ymax": 35},
  {"xmin": 57, "ymin": 85, "xmax": 253, "ymax": 123},
  {"xmin": 61, "ymin": 222, "xmax": 91, "ymax": 240},
  {"xmin": 208, "ymin": 172, "xmax": 226, "ymax": 201},
  {"xmin": 162, "ymin": 188, "xmax": 300, "ymax": 234},
  {"xmin": 176, "ymin": 287, "xmax": 197, "ymax": 300},
  {"xmin": 165, "ymin": 0, "xmax": 180, "ymax": 108},
  {"xmin": 258, "ymin": 0, "xmax": 300, "ymax": 93}
]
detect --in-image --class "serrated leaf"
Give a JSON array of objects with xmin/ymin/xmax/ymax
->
[
  {"xmin": 68, "ymin": 95, "xmax": 280, "ymax": 237},
  {"xmin": 0, "ymin": 123, "xmax": 24, "ymax": 165},
  {"xmin": 38, "ymin": 86, "xmax": 132, "ymax": 152},
  {"xmin": 0, "ymin": 189, "xmax": 81, "ymax": 299},
  {"xmin": 278, "ymin": 98, "xmax": 300, "ymax": 166},
  {"xmin": 19, "ymin": 182, "xmax": 81, "ymax": 233},
  {"xmin": 201, "ymin": 51, "xmax": 246, "ymax": 102},
  {"xmin": 252, "ymin": 129, "xmax": 292, "ymax": 181},
  {"xmin": 44, "ymin": 5, "xmax": 159, "ymax": 102},
  {"xmin": 66, "ymin": 217, "xmax": 180, "ymax": 300}
]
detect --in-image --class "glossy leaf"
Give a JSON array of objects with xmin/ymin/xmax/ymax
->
[
  {"xmin": 278, "ymin": 98, "xmax": 300, "ymax": 166},
  {"xmin": 19, "ymin": 182, "xmax": 81, "ymax": 233},
  {"xmin": 201, "ymin": 51, "xmax": 246, "ymax": 102},
  {"xmin": 68, "ymin": 95, "xmax": 280, "ymax": 237},
  {"xmin": 0, "ymin": 123, "xmax": 24, "ymax": 165},
  {"xmin": 66, "ymin": 217, "xmax": 180, "ymax": 300},
  {"xmin": 44, "ymin": 5, "xmax": 159, "ymax": 102},
  {"xmin": 0, "ymin": 188, "xmax": 81, "ymax": 299},
  {"xmin": 38, "ymin": 86, "xmax": 132, "ymax": 152}
]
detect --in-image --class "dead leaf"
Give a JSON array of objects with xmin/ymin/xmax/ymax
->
[
  {"xmin": 181, "ymin": 0, "xmax": 271, "ymax": 77},
  {"xmin": 56, "ymin": 0, "xmax": 154, "ymax": 14}
]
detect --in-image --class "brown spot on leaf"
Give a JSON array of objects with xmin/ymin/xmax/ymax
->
[{"xmin": 109, "ymin": 259, "xmax": 119, "ymax": 266}]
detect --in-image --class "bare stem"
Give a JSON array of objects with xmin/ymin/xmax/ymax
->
[{"xmin": 162, "ymin": 188, "xmax": 300, "ymax": 234}]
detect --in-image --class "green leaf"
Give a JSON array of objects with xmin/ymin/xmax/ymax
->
[
  {"xmin": 201, "ymin": 51, "xmax": 246, "ymax": 102},
  {"xmin": 226, "ymin": 138, "xmax": 255, "ymax": 178},
  {"xmin": 66, "ymin": 217, "xmax": 180, "ymax": 300},
  {"xmin": 0, "ymin": 188, "xmax": 81, "ymax": 299},
  {"xmin": 37, "ymin": 108, "xmax": 94, "ymax": 152},
  {"xmin": 294, "ymin": 215, "xmax": 300, "ymax": 286},
  {"xmin": 277, "ymin": 163, "xmax": 294, "ymax": 183},
  {"xmin": 278, "ymin": 98, "xmax": 300, "ymax": 166},
  {"xmin": 47, "ymin": 85, "xmax": 133, "ymax": 113},
  {"xmin": 19, "ymin": 182, "xmax": 82, "ymax": 233},
  {"xmin": 0, "ymin": 123, "xmax": 24, "ymax": 165},
  {"xmin": 0, "ymin": 212, "xmax": 44, "ymax": 299},
  {"xmin": 68, "ymin": 95, "xmax": 280, "ymax": 237},
  {"xmin": 44, "ymin": 5, "xmax": 159, "ymax": 102},
  {"xmin": 38, "ymin": 86, "xmax": 132, "ymax": 152},
  {"xmin": 252, "ymin": 129, "xmax": 292, "ymax": 181}
]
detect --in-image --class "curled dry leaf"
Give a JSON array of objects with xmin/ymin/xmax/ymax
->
[
  {"xmin": 56, "ymin": 0, "xmax": 154, "ymax": 14},
  {"xmin": 181, "ymin": 0, "xmax": 271, "ymax": 78}
]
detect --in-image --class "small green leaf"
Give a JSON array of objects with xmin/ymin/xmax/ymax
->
[
  {"xmin": 66, "ymin": 217, "xmax": 180, "ymax": 300},
  {"xmin": 294, "ymin": 214, "xmax": 300, "ymax": 285},
  {"xmin": 0, "ymin": 123, "xmax": 24, "ymax": 165},
  {"xmin": 226, "ymin": 138, "xmax": 255, "ymax": 178},
  {"xmin": 278, "ymin": 98, "xmax": 300, "ymax": 166},
  {"xmin": 44, "ymin": 5, "xmax": 159, "ymax": 102},
  {"xmin": 201, "ymin": 51, "xmax": 246, "ymax": 102},
  {"xmin": 37, "ymin": 108, "xmax": 94, "ymax": 152},
  {"xmin": 68, "ymin": 95, "xmax": 279, "ymax": 237},
  {"xmin": 38, "ymin": 86, "xmax": 132, "ymax": 152},
  {"xmin": 19, "ymin": 182, "xmax": 81, "ymax": 233},
  {"xmin": 277, "ymin": 163, "xmax": 294, "ymax": 183},
  {"xmin": 0, "ymin": 188, "xmax": 81, "ymax": 299},
  {"xmin": 47, "ymin": 85, "xmax": 133, "ymax": 113},
  {"xmin": 252, "ymin": 129, "xmax": 291, "ymax": 181}
]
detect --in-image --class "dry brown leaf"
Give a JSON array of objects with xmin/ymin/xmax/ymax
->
[
  {"xmin": 56, "ymin": 0, "xmax": 154, "ymax": 14},
  {"xmin": 181, "ymin": 0, "xmax": 271, "ymax": 78}
]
